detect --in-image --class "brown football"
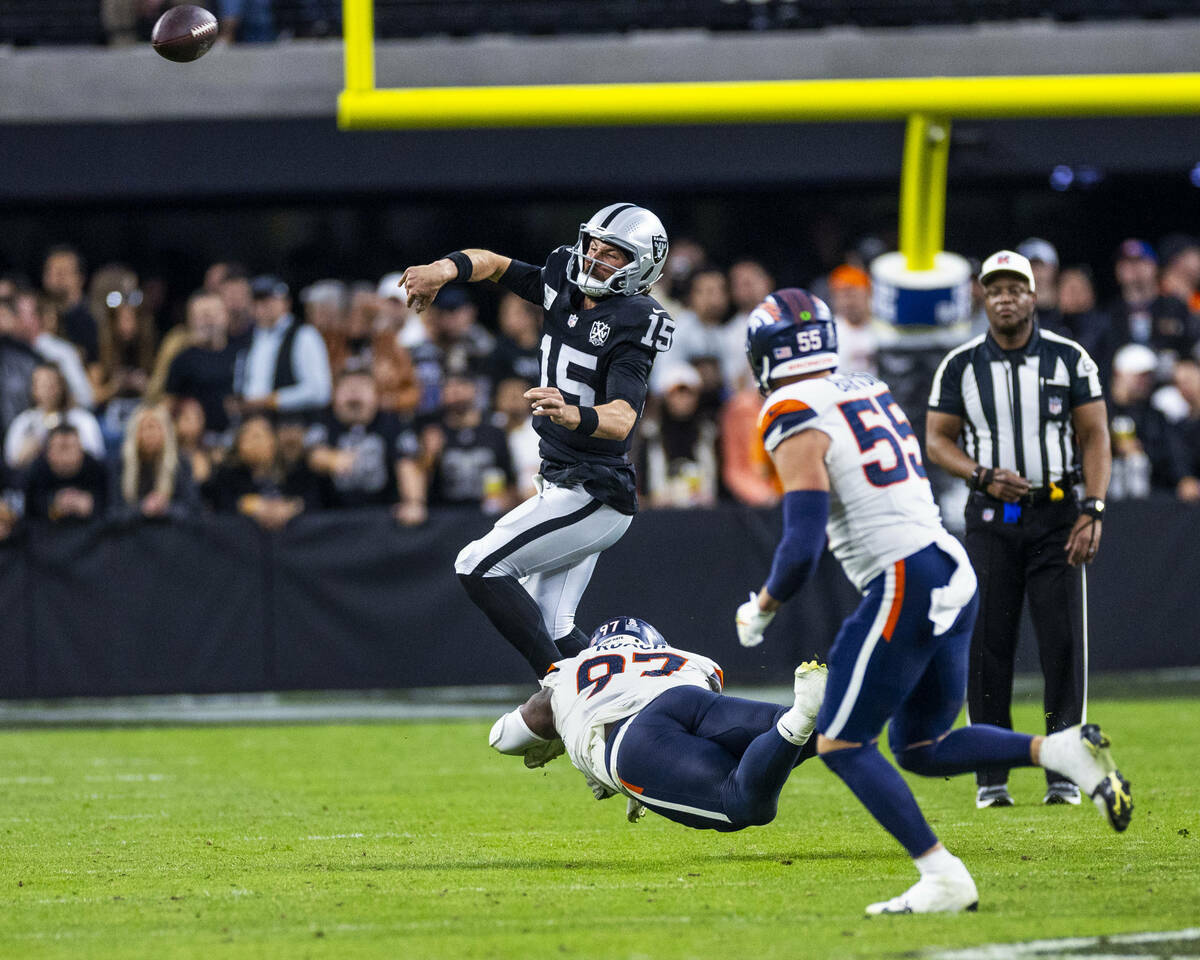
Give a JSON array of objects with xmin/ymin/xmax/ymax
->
[{"xmin": 151, "ymin": 5, "xmax": 219, "ymax": 63}]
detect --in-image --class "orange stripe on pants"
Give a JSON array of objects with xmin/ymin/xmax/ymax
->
[{"xmin": 882, "ymin": 560, "xmax": 906, "ymax": 642}]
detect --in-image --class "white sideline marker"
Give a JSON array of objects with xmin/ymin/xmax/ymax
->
[{"xmin": 928, "ymin": 927, "xmax": 1200, "ymax": 960}]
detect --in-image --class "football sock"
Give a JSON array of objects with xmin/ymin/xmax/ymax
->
[
  {"xmin": 894, "ymin": 725, "xmax": 1035, "ymax": 778},
  {"xmin": 723, "ymin": 729, "xmax": 802, "ymax": 827},
  {"xmin": 554, "ymin": 628, "xmax": 590, "ymax": 659},
  {"xmin": 457, "ymin": 573, "xmax": 561, "ymax": 677},
  {"xmin": 914, "ymin": 846, "xmax": 962, "ymax": 877},
  {"xmin": 822, "ymin": 744, "xmax": 938, "ymax": 858}
]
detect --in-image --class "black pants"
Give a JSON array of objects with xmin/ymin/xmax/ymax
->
[{"xmin": 964, "ymin": 493, "xmax": 1084, "ymax": 787}]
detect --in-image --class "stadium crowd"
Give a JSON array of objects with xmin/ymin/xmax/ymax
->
[{"xmin": 1, "ymin": 233, "xmax": 1199, "ymax": 543}]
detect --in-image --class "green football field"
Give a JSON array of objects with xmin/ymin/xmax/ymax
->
[{"xmin": 1, "ymin": 696, "xmax": 1197, "ymax": 960}]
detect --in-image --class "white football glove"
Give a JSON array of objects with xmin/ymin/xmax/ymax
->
[
  {"xmin": 626, "ymin": 797, "xmax": 647, "ymax": 823},
  {"xmin": 736, "ymin": 591, "xmax": 776, "ymax": 648}
]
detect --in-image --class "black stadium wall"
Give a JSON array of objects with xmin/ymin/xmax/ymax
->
[{"xmin": 0, "ymin": 501, "xmax": 1195, "ymax": 700}]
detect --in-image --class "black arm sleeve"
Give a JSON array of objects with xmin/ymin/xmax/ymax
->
[
  {"xmin": 605, "ymin": 346, "xmax": 654, "ymax": 414},
  {"xmin": 495, "ymin": 259, "xmax": 544, "ymax": 306}
]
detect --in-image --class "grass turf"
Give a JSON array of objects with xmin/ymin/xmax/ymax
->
[{"xmin": 0, "ymin": 697, "xmax": 1197, "ymax": 959}]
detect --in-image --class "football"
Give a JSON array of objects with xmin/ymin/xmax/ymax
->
[{"xmin": 151, "ymin": 5, "xmax": 219, "ymax": 63}]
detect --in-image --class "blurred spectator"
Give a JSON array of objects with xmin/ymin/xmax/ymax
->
[
  {"xmin": 201, "ymin": 414, "xmax": 313, "ymax": 529},
  {"xmin": 653, "ymin": 236, "xmax": 707, "ymax": 312},
  {"xmin": 1055, "ymin": 265, "xmax": 1115, "ymax": 389},
  {"xmin": 1158, "ymin": 233, "xmax": 1200, "ymax": 316},
  {"xmin": 0, "ymin": 305, "xmax": 39, "ymax": 438},
  {"xmin": 829, "ymin": 264, "xmax": 880, "ymax": 376},
  {"xmin": 371, "ymin": 342, "xmax": 420, "ymax": 417},
  {"xmin": 172, "ymin": 396, "xmax": 215, "ymax": 486},
  {"xmin": 1017, "ymin": 238, "xmax": 1060, "ymax": 323},
  {"xmin": 490, "ymin": 292, "xmax": 543, "ymax": 386},
  {"xmin": 1107, "ymin": 344, "xmax": 1188, "ymax": 500},
  {"xmin": 42, "ymin": 245, "xmax": 97, "ymax": 365},
  {"xmin": 408, "ymin": 287, "xmax": 494, "ymax": 416},
  {"xmin": 719, "ymin": 377, "xmax": 780, "ymax": 507},
  {"xmin": 491, "ymin": 375, "xmax": 540, "ymax": 500},
  {"xmin": 5, "ymin": 363, "xmax": 105, "ymax": 472},
  {"xmin": 727, "ymin": 259, "xmax": 774, "ymax": 327},
  {"xmin": 432, "ymin": 286, "xmax": 495, "ymax": 386},
  {"xmin": 15, "ymin": 292, "xmax": 94, "ymax": 409},
  {"xmin": 218, "ymin": 266, "xmax": 255, "ymax": 343},
  {"xmin": 325, "ymin": 286, "xmax": 378, "ymax": 374},
  {"xmin": 164, "ymin": 291, "xmax": 239, "ymax": 436},
  {"xmin": 419, "ymin": 372, "xmax": 514, "ymax": 513},
  {"xmin": 306, "ymin": 370, "xmax": 422, "ymax": 515},
  {"xmin": 639, "ymin": 364, "xmax": 718, "ymax": 508},
  {"xmin": 218, "ymin": 0, "xmax": 275, "ymax": 42},
  {"xmin": 1152, "ymin": 357, "xmax": 1200, "ymax": 503},
  {"xmin": 1108, "ymin": 239, "xmax": 1194, "ymax": 379},
  {"xmin": 237, "ymin": 276, "xmax": 332, "ymax": 417},
  {"xmin": 23, "ymin": 424, "xmax": 108, "ymax": 523},
  {"xmin": 301, "ymin": 279, "xmax": 349, "ymax": 341},
  {"xmin": 657, "ymin": 266, "xmax": 735, "ymax": 396},
  {"xmin": 116, "ymin": 403, "xmax": 196, "ymax": 518},
  {"xmin": 88, "ymin": 264, "xmax": 156, "ymax": 440},
  {"xmin": 275, "ymin": 414, "xmax": 326, "ymax": 505}
]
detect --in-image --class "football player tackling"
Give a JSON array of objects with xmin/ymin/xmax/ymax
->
[
  {"xmin": 490, "ymin": 616, "xmax": 828, "ymax": 832},
  {"xmin": 402, "ymin": 205, "xmax": 674, "ymax": 678},
  {"xmin": 735, "ymin": 289, "xmax": 1132, "ymax": 915}
]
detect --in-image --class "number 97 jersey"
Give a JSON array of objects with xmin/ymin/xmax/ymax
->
[
  {"xmin": 541, "ymin": 635, "xmax": 723, "ymax": 797},
  {"xmin": 758, "ymin": 372, "xmax": 946, "ymax": 591}
]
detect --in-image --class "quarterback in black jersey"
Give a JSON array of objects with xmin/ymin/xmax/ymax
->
[{"xmin": 401, "ymin": 203, "xmax": 674, "ymax": 676}]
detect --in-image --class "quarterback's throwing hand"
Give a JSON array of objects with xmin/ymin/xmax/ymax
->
[
  {"xmin": 399, "ymin": 261, "xmax": 454, "ymax": 313},
  {"xmin": 736, "ymin": 591, "xmax": 776, "ymax": 647}
]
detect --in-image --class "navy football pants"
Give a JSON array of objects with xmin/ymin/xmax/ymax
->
[{"xmin": 609, "ymin": 686, "xmax": 817, "ymax": 832}]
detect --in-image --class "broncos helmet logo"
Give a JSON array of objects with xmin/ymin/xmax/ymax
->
[{"xmin": 745, "ymin": 287, "xmax": 838, "ymax": 396}]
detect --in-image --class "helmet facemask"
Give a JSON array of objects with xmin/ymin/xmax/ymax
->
[{"xmin": 569, "ymin": 229, "xmax": 640, "ymax": 298}]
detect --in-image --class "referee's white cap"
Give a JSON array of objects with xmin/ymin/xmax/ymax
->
[{"xmin": 979, "ymin": 250, "xmax": 1036, "ymax": 292}]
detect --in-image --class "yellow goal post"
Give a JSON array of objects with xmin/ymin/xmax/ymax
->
[{"xmin": 339, "ymin": 0, "xmax": 1200, "ymax": 271}]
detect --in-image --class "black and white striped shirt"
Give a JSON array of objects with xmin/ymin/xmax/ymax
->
[{"xmin": 928, "ymin": 323, "xmax": 1103, "ymax": 487}]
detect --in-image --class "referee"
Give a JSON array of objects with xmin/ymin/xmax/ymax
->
[{"xmin": 926, "ymin": 250, "xmax": 1112, "ymax": 809}]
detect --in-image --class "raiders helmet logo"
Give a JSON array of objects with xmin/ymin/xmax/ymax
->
[
  {"xmin": 589, "ymin": 320, "xmax": 611, "ymax": 346},
  {"xmin": 651, "ymin": 235, "xmax": 668, "ymax": 262}
]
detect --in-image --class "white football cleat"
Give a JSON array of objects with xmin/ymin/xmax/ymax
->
[
  {"xmin": 1038, "ymin": 724, "xmax": 1132, "ymax": 831},
  {"xmin": 866, "ymin": 862, "xmax": 979, "ymax": 916},
  {"xmin": 777, "ymin": 660, "xmax": 827, "ymax": 745}
]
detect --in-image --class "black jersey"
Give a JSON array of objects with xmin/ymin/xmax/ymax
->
[{"xmin": 497, "ymin": 246, "xmax": 674, "ymax": 514}]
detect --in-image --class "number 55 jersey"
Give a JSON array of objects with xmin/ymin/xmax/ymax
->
[
  {"xmin": 758, "ymin": 372, "xmax": 953, "ymax": 592},
  {"xmin": 541, "ymin": 635, "xmax": 723, "ymax": 799}
]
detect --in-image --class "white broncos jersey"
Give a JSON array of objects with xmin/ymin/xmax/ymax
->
[
  {"xmin": 758, "ymin": 372, "xmax": 952, "ymax": 591},
  {"xmin": 541, "ymin": 630, "xmax": 723, "ymax": 798}
]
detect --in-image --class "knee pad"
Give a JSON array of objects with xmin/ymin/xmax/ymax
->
[
  {"xmin": 454, "ymin": 540, "xmax": 484, "ymax": 576},
  {"xmin": 731, "ymin": 796, "xmax": 779, "ymax": 829}
]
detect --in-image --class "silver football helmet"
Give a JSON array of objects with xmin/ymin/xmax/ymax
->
[{"xmin": 568, "ymin": 203, "xmax": 669, "ymax": 298}]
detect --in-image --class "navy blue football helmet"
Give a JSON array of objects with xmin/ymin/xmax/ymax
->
[
  {"xmin": 745, "ymin": 287, "xmax": 838, "ymax": 396},
  {"xmin": 587, "ymin": 616, "xmax": 668, "ymax": 650}
]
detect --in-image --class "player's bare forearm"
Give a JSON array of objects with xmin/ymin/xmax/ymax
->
[
  {"xmin": 526, "ymin": 389, "xmax": 636, "ymax": 441},
  {"xmin": 519, "ymin": 689, "xmax": 557, "ymax": 739},
  {"xmin": 400, "ymin": 250, "xmax": 512, "ymax": 312}
]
